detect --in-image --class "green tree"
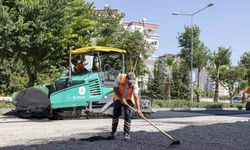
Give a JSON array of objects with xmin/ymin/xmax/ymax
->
[
  {"xmin": 61, "ymin": 0, "xmax": 97, "ymax": 49},
  {"xmin": 164, "ymin": 54, "xmax": 175, "ymax": 100},
  {"xmin": 193, "ymin": 43, "xmax": 210, "ymax": 102},
  {"xmin": 240, "ymin": 51, "xmax": 250, "ymax": 86},
  {"xmin": 0, "ymin": 58, "xmax": 27, "ymax": 96},
  {"xmin": 112, "ymin": 30, "xmax": 148, "ymax": 76},
  {"xmin": 239, "ymin": 51, "xmax": 250, "ymax": 102},
  {"xmin": 90, "ymin": 7, "xmax": 147, "ymax": 77},
  {"xmin": 171, "ymin": 60, "xmax": 190, "ymax": 100},
  {"xmin": 147, "ymin": 59, "xmax": 165, "ymax": 99},
  {"xmin": 220, "ymin": 65, "xmax": 247, "ymax": 103},
  {"xmin": 92, "ymin": 6, "xmax": 126, "ymax": 72},
  {"xmin": 0, "ymin": 58, "xmax": 61, "ymax": 96},
  {"xmin": 178, "ymin": 25, "xmax": 201, "ymax": 64},
  {"xmin": 177, "ymin": 25, "xmax": 210, "ymax": 102},
  {"xmin": 208, "ymin": 47, "xmax": 231, "ymax": 102},
  {"xmin": 95, "ymin": 6, "xmax": 124, "ymax": 42},
  {"xmin": 0, "ymin": 0, "xmax": 97, "ymax": 87}
]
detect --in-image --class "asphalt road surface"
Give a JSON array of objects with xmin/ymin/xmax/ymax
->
[{"xmin": 0, "ymin": 110, "xmax": 250, "ymax": 150}]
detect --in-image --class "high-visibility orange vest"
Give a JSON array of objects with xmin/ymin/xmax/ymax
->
[
  {"xmin": 114, "ymin": 74, "xmax": 133, "ymax": 101},
  {"xmin": 76, "ymin": 63, "xmax": 84, "ymax": 73},
  {"xmin": 246, "ymin": 87, "xmax": 250, "ymax": 94}
]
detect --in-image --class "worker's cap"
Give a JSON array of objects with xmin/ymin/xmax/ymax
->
[{"xmin": 126, "ymin": 72, "xmax": 136, "ymax": 84}]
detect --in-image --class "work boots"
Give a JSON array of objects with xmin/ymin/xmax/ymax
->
[
  {"xmin": 106, "ymin": 131, "xmax": 117, "ymax": 140},
  {"xmin": 124, "ymin": 133, "xmax": 130, "ymax": 141}
]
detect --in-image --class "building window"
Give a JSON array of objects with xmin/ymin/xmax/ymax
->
[
  {"xmin": 150, "ymin": 41, "xmax": 158, "ymax": 45},
  {"xmin": 135, "ymin": 27, "xmax": 141, "ymax": 31}
]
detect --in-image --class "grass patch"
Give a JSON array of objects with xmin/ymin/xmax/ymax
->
[
  {"xmin": 153, "ymin": 99, "xmax": 245, "ymax": 108},
  {"xmin": 0, "ymin": 101, "xmax": 14, "ymax": 108}
]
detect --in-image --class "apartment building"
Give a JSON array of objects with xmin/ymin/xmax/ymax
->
[
  {"xmin": 194, "ymin": 68, "xmax": 229, "ymax": 96},
  {"xmin": 123, "ymin": 21, "xmax": 159, "ymax": 56}
]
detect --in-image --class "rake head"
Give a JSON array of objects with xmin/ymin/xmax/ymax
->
[{"xmin": 168, "ymin": 140, "xmax": 181, "ymax": 148}]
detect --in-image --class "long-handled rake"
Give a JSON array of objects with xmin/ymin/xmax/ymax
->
[{"xmin": 126, "ymin": 104, "xmax": 180, "ymax": 147}]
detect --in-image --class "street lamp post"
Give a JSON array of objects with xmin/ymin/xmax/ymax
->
[{"xmin": 172, "ymin": 3, "xmax": 214, "ymax": 102}]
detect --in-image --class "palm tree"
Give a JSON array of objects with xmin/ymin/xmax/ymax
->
[{"xmin": 164, "ymin": 54, "xmax": 175, "ymax": 101}]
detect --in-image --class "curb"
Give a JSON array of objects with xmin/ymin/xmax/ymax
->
[
  {"xmin": 0, "ymin": 108, "xmax": 13, "ymax": 115},
  {"xmin": 1, "ymin": 107, "xmax": 247, "ymax": 116},
  {"xmin": 152, "ymin": 107, "xmax": 246, "ymax": 112}
]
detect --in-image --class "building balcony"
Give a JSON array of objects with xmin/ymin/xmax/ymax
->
[{"xmin": 145, "ymin": 32, "xmax": 159, "ymax": 38}]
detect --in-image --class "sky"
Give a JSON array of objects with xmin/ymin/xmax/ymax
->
[{"xmin": 86, "ymin": 0, "xmax": 250, "ymax": 65}]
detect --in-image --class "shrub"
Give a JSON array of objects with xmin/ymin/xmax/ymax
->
[
  {"xmin": 153, "ymin": 99, "xmax": 245, "ymax": 108},
  {"xmin": 0, "ymin": 102, "xmax": 14, "ymax": 108}
]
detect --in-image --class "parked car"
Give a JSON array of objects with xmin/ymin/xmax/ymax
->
[{"xmin": 231, "ymin": 96, "xmax": 242, "ymax": 103}]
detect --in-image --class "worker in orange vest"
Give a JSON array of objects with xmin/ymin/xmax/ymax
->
[
  {"xmin": 76, "ymin": 60, "xmax": 84, "ymax": 73},
  {"xmin": 107, "ymin": 72, "xmax": 142, "ymax": 141}
]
